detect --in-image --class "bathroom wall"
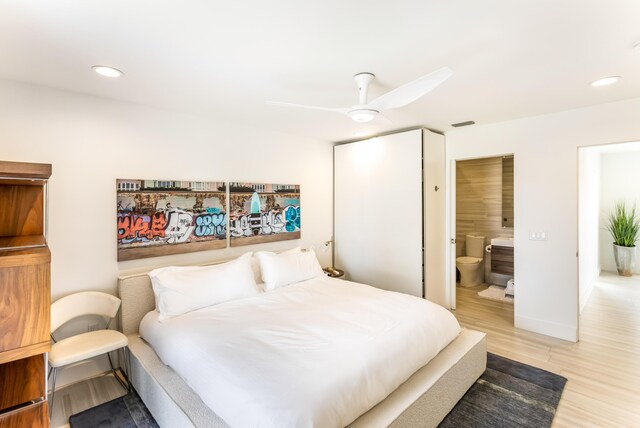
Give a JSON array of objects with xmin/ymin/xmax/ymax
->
[{"xmin": 456, "ymin": 156, "xmax": 514, "ymax": 282}]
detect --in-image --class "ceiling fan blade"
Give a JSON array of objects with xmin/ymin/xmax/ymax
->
[
  {"xmin": 367, "ymin": 67, "xmax": 453, "ymax": 111},
  {"xmin": 266, "ymin": 101, "xmax": 349, "ymax": 115}
]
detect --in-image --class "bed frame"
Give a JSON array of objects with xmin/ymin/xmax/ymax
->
[{"xmin": 118, "ymin": 270, "xmax": 486, "ymax": 428}]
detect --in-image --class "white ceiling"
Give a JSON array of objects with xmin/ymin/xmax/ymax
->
[{"xmin": 1, "ymin": 0, "xmax": 639, "ymax": 142}]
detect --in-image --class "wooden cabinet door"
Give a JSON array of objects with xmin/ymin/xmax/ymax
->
[
  {"xmin": 0, "ymin": 248, "xmax": 51, "ymax": 361},
  {"xmin": 491, "ymin": 246, "xmax": 514, "ymax": 276}
]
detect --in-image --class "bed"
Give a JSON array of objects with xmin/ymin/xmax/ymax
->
[{"xmin": 117, "ymin": 255, "xmax": 486, "ymax": 428}]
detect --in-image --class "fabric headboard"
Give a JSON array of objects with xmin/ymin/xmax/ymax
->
[{"xmin": 118, "ymin": 271, "xmax": 157, "ymax": 335}]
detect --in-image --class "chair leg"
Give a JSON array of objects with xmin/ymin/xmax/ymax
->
[
  {"xmin": 48, "ymin": 367, "xmax": 57, "ymax": 418},
  {"xmin": 107, "ymin": 350, "xmax": 116, "ymax": 372},
  {"xmin": 107, "ymin": 351, "xmax": 129, "ymax": 393},
  {"xmin": 123, "ymin": 347, "xmax": 132, "ymax": 392}
]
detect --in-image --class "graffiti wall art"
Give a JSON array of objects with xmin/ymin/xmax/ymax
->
[
  {"xmin": 228, "ymin": 182, "xmax": 301, "ymax": 247},
  {"xmin": 117, "ymin": 179, "xmax": 227, "ymax": 261}
]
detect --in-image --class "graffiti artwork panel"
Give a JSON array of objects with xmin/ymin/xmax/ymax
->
[
  {"xmin": 117, "ymin": 179, "xmax": 227, "ymax": 261},
  {"xmin": 229, "ymin": 182, "xmax": 301, "ymax": 247}
]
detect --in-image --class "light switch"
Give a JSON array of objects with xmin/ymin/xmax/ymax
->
[{"xmin": 529, "ymin": 230, "xmax": 548, "ymax": 241}]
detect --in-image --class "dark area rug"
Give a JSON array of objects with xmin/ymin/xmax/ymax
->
[
  {"xmin": 69, "ymin": 389, "xmax": 158, "ymax": 428},
  {"xmin": 69, "ymin": 353, "xmax": 566, "ymax": 428},
  {"xmin": 439, "ymin": 353, "xmax": 567, "ymax": 428}
]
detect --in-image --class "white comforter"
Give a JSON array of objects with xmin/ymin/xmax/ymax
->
[{"xmin": 140, "ymin": 276, "xmax": 461, "ymax": 428}]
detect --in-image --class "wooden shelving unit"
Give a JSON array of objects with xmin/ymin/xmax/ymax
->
[{"xmin": 0, "ymin": 160, "xmax": 51, "ymax": 427}]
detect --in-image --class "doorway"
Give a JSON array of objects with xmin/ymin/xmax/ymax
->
[
  {"xmin": 578, "ymin": 141, "xmax": 640, "ymax": 315},
  {"xmin": 449, "ymin": 155, "xmax": 515, "ymax": 325}
]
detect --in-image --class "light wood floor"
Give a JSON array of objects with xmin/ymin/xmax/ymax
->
[
  {"xmin": 455, "ymin": 273, "xmax": 640, "ymax": 427},
  {"xmin": 50, "ymin": 372, "xmax": 127, "ymax": 428},
  {"xmin": 50, "ymin": 273, "xmax": 640, "ymax": 427}
]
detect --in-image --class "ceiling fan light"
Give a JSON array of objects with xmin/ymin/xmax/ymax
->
[{"xmin": 348, "ymin": 109, "xmax": 378, "ymax": 123}]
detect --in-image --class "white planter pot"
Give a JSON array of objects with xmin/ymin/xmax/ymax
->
[{"xmin": 613, "ymin": 244, "xmax": 635, "ymax": 277}]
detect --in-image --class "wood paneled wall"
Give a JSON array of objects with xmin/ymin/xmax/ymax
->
[{"xmin": 456, "ymin": 157, "xmax": 514, "ymax": 280}]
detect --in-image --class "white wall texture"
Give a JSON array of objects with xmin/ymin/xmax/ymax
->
[
  {"xmin": 445, "ymin": 97, "xmax": 640, "ymax": 342},
  {"xmin": 599, "ymin": 150, "xmax": 640, "ymax": 274},
  {"xmin": 0, "ymin": 79, "xmax": 333, "ymax": 386},
  {"xmin": 578, "ymin": 147, "xmax": 600, "ymax": 313}
]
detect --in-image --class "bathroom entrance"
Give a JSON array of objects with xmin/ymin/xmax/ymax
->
[{"xmin": 450, "ymin": 155, "xmax": 515, "ymax": 323}]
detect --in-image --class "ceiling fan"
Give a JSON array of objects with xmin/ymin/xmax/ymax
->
[{"xmin": 267, "ymin": 67, "xmax": 452, "ymax": 123}]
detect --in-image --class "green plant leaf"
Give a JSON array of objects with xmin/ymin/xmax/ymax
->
[{"xmin": 607, "ymin": 201, "xmax": 640, "ymax": 247}]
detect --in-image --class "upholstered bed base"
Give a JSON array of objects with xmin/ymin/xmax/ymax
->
[{"xmin": 118, "ymin": 270, "xmax": 487, "ymax": 428}]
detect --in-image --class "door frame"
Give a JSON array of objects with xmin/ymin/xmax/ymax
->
[
  {"xmin": 446, "ymin": 153, "xmax": 515, "ymax": 311},
  {"xmin": 448, "ymin": 159, "xmax": 457, "ymax": 309}
]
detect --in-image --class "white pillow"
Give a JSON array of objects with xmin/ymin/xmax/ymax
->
[
  {"xmin": 256, "ymin": 249, "xmax": 324, "ymax": 291},
  {"xmin": 148, "ymin": 252, "xmax": 257, "ymax": 321},
  {"xmin": 250, "ymin": 246, "xmax": 302, "ymax": 287}
]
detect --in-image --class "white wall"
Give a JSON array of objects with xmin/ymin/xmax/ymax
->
[
  {"xmin": 0, "ymin": 79, "xmax": 333, "ymax": 386},
  {"xmin": 578, "ymin": 147, "xmax": 600, "ymax": 313},
  {"xmin": 599, "ymin": 150, "xmax": 640, "ymax": 274},
  {"xmin": 445, "ymin": 97, "xmax": 640, "ymax": 342}
]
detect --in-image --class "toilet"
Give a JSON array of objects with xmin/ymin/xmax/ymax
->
[{"xmin": 456, "ymin": 235, "xmax": 485, "ymax": 287}]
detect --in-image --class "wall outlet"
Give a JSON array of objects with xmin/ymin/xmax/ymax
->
[
  {"xmin": 87, "ymin": 323, "xmax": 100, "ymax": 332},
  {"xmin": 529, "ymin": 230, "xmax": 548, "ymax": 241}
]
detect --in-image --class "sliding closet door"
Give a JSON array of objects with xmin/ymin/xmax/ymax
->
[{"xmin": 334, "ymin": 129, "xmax": 423, "ymax": 297}]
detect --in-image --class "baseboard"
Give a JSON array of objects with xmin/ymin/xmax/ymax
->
[{"xmin": 515, "ymin": 315, "xmax": 577, "ymax": 342}]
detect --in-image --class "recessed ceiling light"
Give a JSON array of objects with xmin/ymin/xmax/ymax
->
[
  {"xmin": 92, "ymin": 65, "xmax": 124, "ymax": 78},
  {"xmin": 591, "ymin": 76, "xmax": 621, "ymax": 87}
]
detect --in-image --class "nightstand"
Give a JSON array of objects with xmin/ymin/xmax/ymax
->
[{"xmin": 323, "ymin": 267, "xmax": 345, "ymax": 278}]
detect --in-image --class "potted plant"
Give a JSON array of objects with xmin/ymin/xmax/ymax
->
[{"xmin": 606, "ymin": 202, "xmax": 640, "ymax": 277}]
